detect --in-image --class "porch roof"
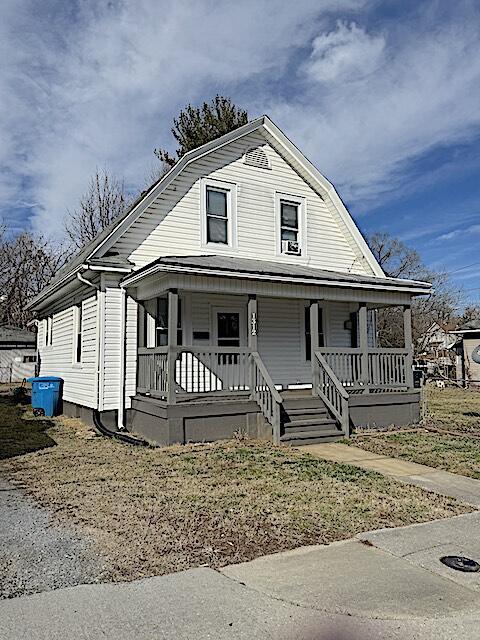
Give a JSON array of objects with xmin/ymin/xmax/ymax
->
[{"xmin": 122, "ymin": 255, "xmax": 431, "ymax": 295}]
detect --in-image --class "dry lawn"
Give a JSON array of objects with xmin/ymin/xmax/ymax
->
[
  {"xmin": 351, "ymin": 386, "xmax": 480, "ymax": 479},
  {"xmin": 0, "ymin": 398, "xmax": 469, "ymax": 582}
]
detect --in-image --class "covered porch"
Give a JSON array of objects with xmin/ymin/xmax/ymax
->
[{"xmin": 122, "ymin": 256, "xmax": 426, "ymax": 445}]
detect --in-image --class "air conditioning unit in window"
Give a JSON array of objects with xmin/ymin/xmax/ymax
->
[{"xmin": 282, "ymin": 240, "xmax": 301, "ymax": 255}]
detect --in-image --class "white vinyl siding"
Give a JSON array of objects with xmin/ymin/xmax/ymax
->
[
  {"xmin": 101, "ymin": 275, "xmax": 138, "ymax": 411},
  {"xmin": 113, "ymin": 131, "xmax": 371, "ymax": 275},
  {"xmin": 188, "ymin": 292, "xmax": 354, "ymax": 387},
  {"xmin": 37, "ymin": 294, "xmax": 98, "ymax": 408}
]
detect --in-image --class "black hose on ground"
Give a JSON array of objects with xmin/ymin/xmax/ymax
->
[{"xmin": 92, "ymin": 410, "xmax": 150, "ymax": 447}]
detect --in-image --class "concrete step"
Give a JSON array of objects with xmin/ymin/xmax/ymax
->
[{"xmin": 280, "ymin": 429, "xmax": 344, "ymax": 445}]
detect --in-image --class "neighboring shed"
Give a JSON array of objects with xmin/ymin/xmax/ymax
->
[
  {"xmin": 0, "ymin": 326, "xmax": 37, "ymax": 383},
  {"xmin": 450, "ymin": 321, "xmax": 480, "ymax": 387}
]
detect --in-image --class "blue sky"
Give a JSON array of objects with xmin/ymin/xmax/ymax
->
[{"xmin": 1, "ymin": 0, "xmax": 480, "ymax": 302}]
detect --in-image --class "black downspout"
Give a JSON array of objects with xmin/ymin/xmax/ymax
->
[{"xmin": 92, "ymin": 410, "xmax": 149, "ymax": 447}]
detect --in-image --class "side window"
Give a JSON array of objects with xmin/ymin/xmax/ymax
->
[
  {"xmin": 154, "ymin": 297, "xmax": 182, "ymax": 346},
  {"xmin": 45, "ymin": 316, "xmax": 53, "ymax": 347},
  {"xmin": 73, "ymin": 304, "xmax": 82, "ymax": 363},
  {"xmin": 201, "ymin": 179, "xmax": 237, "ymax": 248},
  {"xmin": 305, "ymin": 306, "xmax": 324, "ymax": 361}
]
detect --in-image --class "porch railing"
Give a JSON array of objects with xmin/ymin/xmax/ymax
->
[
  {"xmin": 250, "ymin": 351, "xmax": 282, "ymax": 443},
  {"xmin": 313, "ymin": 351, "xmax": 350, "ymax": 435},
  {"xmin": 137, "ymin": 347, "xmax": 169, "ymax": 396},
  {"xmin": 175, "ymin": 347, "xmax": 251, "ymax": 394},
  {"xmin": 317, "ymin": 347, "xmax": 362, "ymax": 389},
  {"xmin": 137, "ymin": 346, "xmax": 251, "ymax": 399},
  {"xmin": 368, "ymin": 348, "xmax": 410, "ymax": 390},
  {"xmin": 316, "ymin": 347, "xmax": 411, "ymax": 392}
]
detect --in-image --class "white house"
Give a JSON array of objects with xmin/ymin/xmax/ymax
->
[{"xmin": 28, "ymin": 116, "xmax": 430, "ymax": 445}]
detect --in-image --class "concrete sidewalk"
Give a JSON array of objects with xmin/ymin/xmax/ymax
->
[
  {"xmin": 1, "ymin": 512, "xmax": 480, "ymax": 639},
  {"xmin": 300, "ymin": 442, "xmax": 480, "ymax": 507}
]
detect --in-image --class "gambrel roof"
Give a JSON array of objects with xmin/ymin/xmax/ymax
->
[{"xmin": 30, "ymin": 116, "xmax": 419, "ymax": 310}]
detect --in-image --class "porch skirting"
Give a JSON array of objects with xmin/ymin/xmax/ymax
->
[
  {"xmin": 127, "ymin": 396, "xmax": 272, "ymax": 446},
  {"xmin": 348, "ymin": 391, "xmax": 421, "ymax": 430}
]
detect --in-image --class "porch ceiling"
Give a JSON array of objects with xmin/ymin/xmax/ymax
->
[{"xmin": 122, "ymin": 254, "xmax": 431, "ymax": 296}]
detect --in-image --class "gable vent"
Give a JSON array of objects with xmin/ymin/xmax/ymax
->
[{"xmin": 244, "ymin": 147, "xmax": 270, "ymax": 170}]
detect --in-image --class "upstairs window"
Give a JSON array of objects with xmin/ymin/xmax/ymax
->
[
  {"xmin": 280, "ymin": 200, "xmax": 299, "ymax": 243},
  {"xmin": 276, "ymin": 192, "xmax": 305, "ymax": 257},
  {"xmin": 201, "ymin": 178, "xmax": 237, "ymax": 249},
  {"xmin": 206, "ymin": 187, "xmax": 228, "ymax": 244}
]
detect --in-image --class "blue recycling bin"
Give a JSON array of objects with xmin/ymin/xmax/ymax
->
[{"xmin": 27, "ymin": 376, "xmax": 63, "ymax": 417}]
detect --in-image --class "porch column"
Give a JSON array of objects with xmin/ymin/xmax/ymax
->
[
  {"xmin": 403, "ymin": 304, "xmax": 414, "ymax": 389},
  {"xmin": 167, "ymin": 289, "xmax": 178, "ymax": 404},
  {"xmin": 248, "ymin": 294, "xmax": 258, "ymax": 352},
  {"xmin": 310, "ymin": 300, "xmax": 320, "ymax": 396},
  {"xmin": 358, "ymin": 303, "xmax": 369, "ymax": 392}
]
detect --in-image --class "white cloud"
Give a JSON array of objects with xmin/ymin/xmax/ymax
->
[
  {"xmin": 438, "ymin": 224, "xmax": 480, "ymax": 242},
  {"xmin": 0, "ymin": 0, "xmax": 366, "ymax": 235},
  {"xmin": 267, "ymin": 10, "xmax": 480, "ymax": 204},
  {"xmin": 1, "ymin": 0, "xmax": 480, "ymax": 239},
  {"xmin": 305, "ymin": 21, "xmax": 385, "ymax": 83}
]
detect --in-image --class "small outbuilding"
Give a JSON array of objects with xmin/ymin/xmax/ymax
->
[
  {"xmin": 450, "ymin": 321, "xmax": 480, "ymax": 388},
  {"xmin": 0, "ymin": 326, "xmax": 37, "ymax": 383}
]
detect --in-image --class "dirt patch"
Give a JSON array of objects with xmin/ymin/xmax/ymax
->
[{"xmin": 0, "ymin": 405, "xmax": 469, "ymax": 584}]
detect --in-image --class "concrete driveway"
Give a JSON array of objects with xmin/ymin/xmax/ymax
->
[{"xmin": 1, "ymin": 512, "xmax": 480, "ymax": 640}]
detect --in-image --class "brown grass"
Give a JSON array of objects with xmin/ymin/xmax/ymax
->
[
  {"xmin": 0, "ymin": 401, "xmax": 469, "ymax": 582},
  {"xmin": 351, "ymin": 386, "xmax": 480, "ymax": 479}
]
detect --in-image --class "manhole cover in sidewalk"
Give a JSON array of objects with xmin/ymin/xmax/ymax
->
[{"xmin": 440, "ymin": 556, "xmax": 480, "ymax": 572}]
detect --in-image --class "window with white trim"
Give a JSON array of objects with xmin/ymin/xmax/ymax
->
[
  {"xmin": 201, "ymin": 179, "xmax": 237, "ymax": 248},
  {"xmin": 280, "ymin": 200, "xmax": 299, "ymax": 243},
  {"xmin": 206, "ymin": 187, "xmax": 228, "ymax": 244},
  {"xmin": 45, "ymin": 316, "xmax": 53, "ymax": 347},
  {"xmin": 275, "ymin": 192, "xmax": 305, "ymax": 257},
  {"xmin": 73, "ymin": 304, "xmax": 82, "ymax": 363}
]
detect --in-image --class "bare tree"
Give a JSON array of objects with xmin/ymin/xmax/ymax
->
[
  {"xmin": 0, "ymin": 226, "xmax": 67, "ymax": 328},
  {"xmin": 64, "ymin": 168, "xmax": 128, "ymax": 251},
  {"xmin": 368, "ymin": 232, "xmax": 459, "ymax": 352}
]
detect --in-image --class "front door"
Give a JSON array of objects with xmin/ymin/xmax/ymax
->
[
  {"xmin": 217, "ymin": 311, "xmax": 241, "ymax": 349},
  {"xmin": 212, "ymin": 307, "xmax": 246, "ymax": 389}
]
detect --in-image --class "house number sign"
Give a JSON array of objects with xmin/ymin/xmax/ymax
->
[{"xmin": 251, "ymin": 312, "xmax": 257, "ymax": 336}]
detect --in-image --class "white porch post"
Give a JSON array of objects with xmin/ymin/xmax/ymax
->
[
  {"xmin": 248, "ymin": 294, "xmax": 258, "ymax": 352},
  {"xmin": 167, "ymin": 289, "xmax": 178, "ymax": 405},
  {"xmin": 403, "ymin": 304, "xmax": 414, "ymax": 389},
  {"xmin": 310, "ymin": 300, "xmax": 320, "ymax": 396},
  {"xmin": 248, "ymin": 294, "xmax": 258, "ymax": 398},
  {"xmin": 358, "ymin": 303, "xmax": 369, "ymax": 392}
]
